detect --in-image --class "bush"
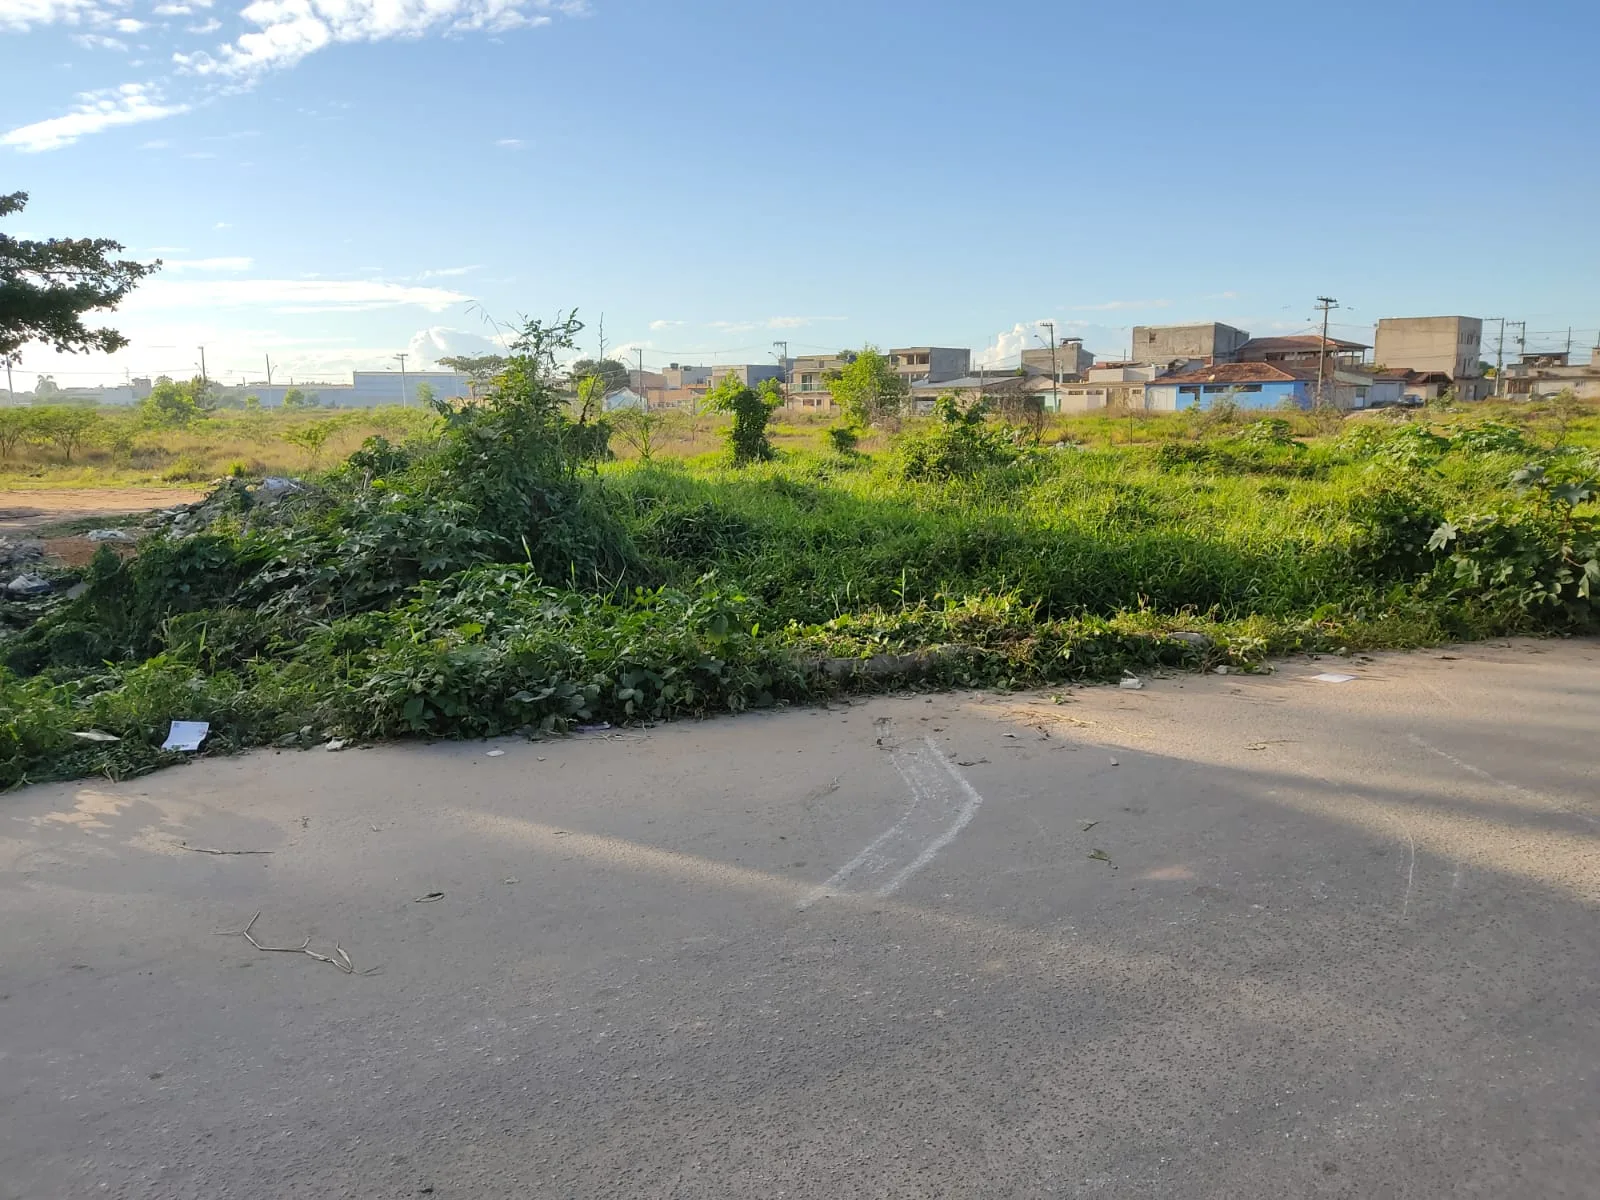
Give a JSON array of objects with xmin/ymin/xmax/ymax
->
[
  {"xmin": 826, "ymin": 425, "xmax": 860, "ymax": 455},
  {"xmin": 897, "ymin": 396, "xmax": 1023, "ymax": 481}
]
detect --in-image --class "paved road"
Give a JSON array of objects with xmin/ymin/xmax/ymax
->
[{"xmin": 3, "ymin": 641, "xmax": 1599, "ymax": 1198}]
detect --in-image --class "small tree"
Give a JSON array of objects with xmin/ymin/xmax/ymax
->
[
  {"xmin": 438, "ymin": 353, "xmax": 508, "ymax": 381},
  {"xmin": 140, "ymin": 376, "xmax": 206, "ymax": 427},
  {"xmin": 0, "ymin": 407, "xmax": 33, "ymax": 458},
  {"xmin": 282, "ymin": 387, "xmax": 312, "ymax": 411},
  {"xmin": 827, "ymin": 346, "xmax": 909, "ymax": 429},
  {"xmin": 704, "ymin": 374, "xmax": 781, "ymax": 465},
  {"xmin": 612, "ymin": 406, "xmax": 668, "ymax": 464},
  {"xmin": 30, "ymin": 405, "xmax": 99, "ymax": 462},
  {"xmin": 568, "ymin": 358, "xmax": 630, "ymax": 395},
  {"xmin": 413, "ymin": 381, "xmax": 436, "ymax": 409},
  {"xmin": 283, "ymin": 420, "xmax": 336, "ymax": 467},
  {"xmin": 1541, "ymin": 387, "xmax": 1587, "ymax": 449}
]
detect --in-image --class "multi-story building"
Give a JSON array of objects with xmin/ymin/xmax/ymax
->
[
  {"xmin": 889, "ymin": 347, "xmax": 971, "ymax": 386},
  {"xmin": 788, "ymin": 352, "xmax": 857, "ymax": 408},
  {"xmin": 1373, "ymin": 316, "xmax": 1484, "ymax": 383},
  {"xmin": 1131, "ymin": 322, "xmax": 1251, "ymax": 366},
  {"xmin": 710, "ymin": 363, "xmax": 785, "ymax": 390},
  {"xmin": 1020, "ymin": 337, "xmax": 1095, "ymax": 382},
  {"xmin": 1501, "ymin": 348, "xmax": 1600, "ymax": 401}
]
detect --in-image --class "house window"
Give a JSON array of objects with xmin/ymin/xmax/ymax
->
[
  {"xmin": 1179, "ymin": 385, "xmax": 1201, "ymax": 395},
  {"xmin": 1237, "ymin": 384, "xmax": 1262, "ymax": 393}
]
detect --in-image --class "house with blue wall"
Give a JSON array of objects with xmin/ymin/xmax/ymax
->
[{"xmin": 1146, "ymin": 362, "xmax": 1315, "ymax": 411}]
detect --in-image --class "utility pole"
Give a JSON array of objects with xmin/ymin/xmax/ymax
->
[
  {"xmin": 265, "ymin": 354, "xmax": 274, "ymax": 386},
  {"xmin": 198, "ymin": 345, "xmax": 208, "ymax": 388},
  {"xmin": 636, "ymin": 348, "xmax": 645, "ymax": 406},
  {"xmin": 1490, "ymin": 318, "xmax": 1506, "ymax": 396},
  {"xmin": 394, "ymin": 353, "xmax": 409, "ymax": 405},
  {"xmin": 772, "ymin": 340, "xmax": 789, "ymax": 384},
  {"xmin": 1314, "ymin": 297, "xmax": 1338, "ymax": 408},
  {"xmin": 2, "ymin": 355, "xmax": 13, "ymax": 403},
  {"xmin": 1040, "ymin": 320, "xmax": 1059, "ymax": 413}
]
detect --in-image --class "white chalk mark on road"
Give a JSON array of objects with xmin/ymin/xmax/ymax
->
[
  {"xmin": 798, "ymin": 737, "xmax": 986, "ymax": 909},
  {"xmin": 1408, "ymin": 733, "xmax": 1598, "ymax": 827}
]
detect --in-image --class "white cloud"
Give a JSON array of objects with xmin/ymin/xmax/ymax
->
[
  {"xmin": 1, "ymin": 83, "xmax": 189, "ymax": 153},
  {"xmin": 407, "ymin": 325, "xmax": 508, "ymax": 365},
  {"xmin": 214, "ymin": 220, "xmax": 231, "ymax": 228},
  {"xmin": 708, "ymin": 316, "xmax": 845, "ymax": 333},
  {"xmin": 128, "ymin": 277, "xmax": 471, "ymax": 314},
  {"xmin": 164, "ymin": 255, "xmax": 254, "ymax": 271},
  {"xmin": 186, "ymin": 16, "xmax": 219, "ymax": 31},
  {"xmin": 649, "ymin": 319, "xmax": 685, "ymax": 331},
  {"xmin": 71, "ymin": 31, "xmax": 126, "ymax": 48},
  {"xmin": 1072, "ymin": 298, "xmax": 1172, "ymax": 312},
  {"xmin": 0, "ymin": 0, "xmax": 105, "ymax": 32},
  {"xmin": 495, "ymin": 137, "xmax": 525, "ymax": 148},
  {"xmin": 113, "ymin": 16, "xmax": 144, "ymax": 31},
  {"xmin": 419, "ymin": 264, "xmax": 481, "ymax": 279},
  {"xmin": 180, "ymin": 0, "xmax": 588, "ymax": 79},
  {"xmin": 976, "ymin": 320, "xmax": 1059, "ymax": 368}
]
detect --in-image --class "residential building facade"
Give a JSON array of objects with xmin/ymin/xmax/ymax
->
[
  {"xmin": 1131, "ymin": 322, "xmax": 1250, "ymax": 366},
  {"xmin": 788, "ymin": 352, "xmax": 856, "ymax": 408},
  {"xmin": 1020, "ymin": 337, "xmax": 1095, "ymax": 381},
  {"xmin": 1373, "ymin": 316, "xmax": 1483, "ymax": 381},
  {"xmin": 1145, "ymin": 362, "xmax": 1374, "ymax": 412},
  {"xmin": 1501, "ymin": 347, "xmax": 1600, "ymax": 400},
  {"xmin": 890, "ymin": 347, "xmax": 972, "ymax": 386},
  {"xmin": 710, "ymin": 363, "xmax": 784, "ymax": 390}
]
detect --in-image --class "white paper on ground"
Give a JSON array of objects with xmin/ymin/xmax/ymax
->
[
  {"xmin": 1310, "ymin": 673, "xmax": 1357, "ymax": 684},
  {"xmin": 161, "ymin": 720, "xmax": 210, "ymax": 751}
]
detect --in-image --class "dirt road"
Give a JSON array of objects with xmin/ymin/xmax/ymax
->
[
  {"xmin": 0, "ymin": 486, "xmax": 205, "ymax": 535},
  {"xmin": 2, "ymin": 640, "xmax": 1598, "ymax": 1197},
  {"xmin": 0, "ymin": 486, "xmax": 203, "ymax": 567}
]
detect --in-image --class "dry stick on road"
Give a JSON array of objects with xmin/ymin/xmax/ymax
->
[
  {"xmin": 176, "ymin": 841, "xmax": 274, "ymax": 856},
  {"xmin": 217, "ymin": 910, "xmax": 366, "ymax": 975}
]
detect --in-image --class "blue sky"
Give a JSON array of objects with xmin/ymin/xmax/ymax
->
[{"xmin": 3, "ymin": 0, "xmax": 1598, "ymax": 389}]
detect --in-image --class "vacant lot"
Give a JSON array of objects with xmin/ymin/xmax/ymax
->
[{"xmin": 2, "ymin": 376, "xmax": 1597, "ymax": 787}]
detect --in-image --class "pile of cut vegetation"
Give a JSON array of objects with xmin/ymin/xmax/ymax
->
[{"xmin": 2, "ymin": 316, "xmax": 1596, "ymax": 788}]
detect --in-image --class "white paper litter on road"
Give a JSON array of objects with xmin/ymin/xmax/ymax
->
[
  {"xmin": 161, "ymin": 721, "xmax": 210, "ymax": 751},
  {"xmin": 1311, "ymin": 673, "xmax": 1357, "ymax": 684}
]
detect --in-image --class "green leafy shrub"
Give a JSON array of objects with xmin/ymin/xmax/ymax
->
[
  {"xmin": 826, "ymin": 425, "xmax": 860, "ymax": 454},
  {"xmin": 704, "ymin": 375, "xmax": 782, "ymax": 465},
  {"xmin": 897, "ymin": 396, "xmax": 1023, "ymax": 481}
]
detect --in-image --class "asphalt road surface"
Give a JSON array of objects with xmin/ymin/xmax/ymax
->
[{"xmin": 3, "ymin": 640, "xmax": 1598, "ymax": 1198}]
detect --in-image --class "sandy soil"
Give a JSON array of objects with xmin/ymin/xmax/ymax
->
[{"xmin": 0, "ymin": 486, "xmax": 205, "ymax": 565}]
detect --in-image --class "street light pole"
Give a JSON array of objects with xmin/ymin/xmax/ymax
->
[
  {"xmin": 1037, "ymin": 321, "xmax": 1059, "ymax": 413},
  {"xmin": 394, "ymin": 353, "xmax": 409, "ymax": 405}
]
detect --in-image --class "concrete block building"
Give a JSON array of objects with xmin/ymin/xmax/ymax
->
[
  {"xmin": 889, "ymin": 347, "xmax": 972, "ymax": 387},
  {"xmin": 1374, "ymin": 316, "xmax": 1486, "ymax": 396},
  {"xmin": 1131, "ymin": 322, "xmax": 1251, "ymax": 367}
]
